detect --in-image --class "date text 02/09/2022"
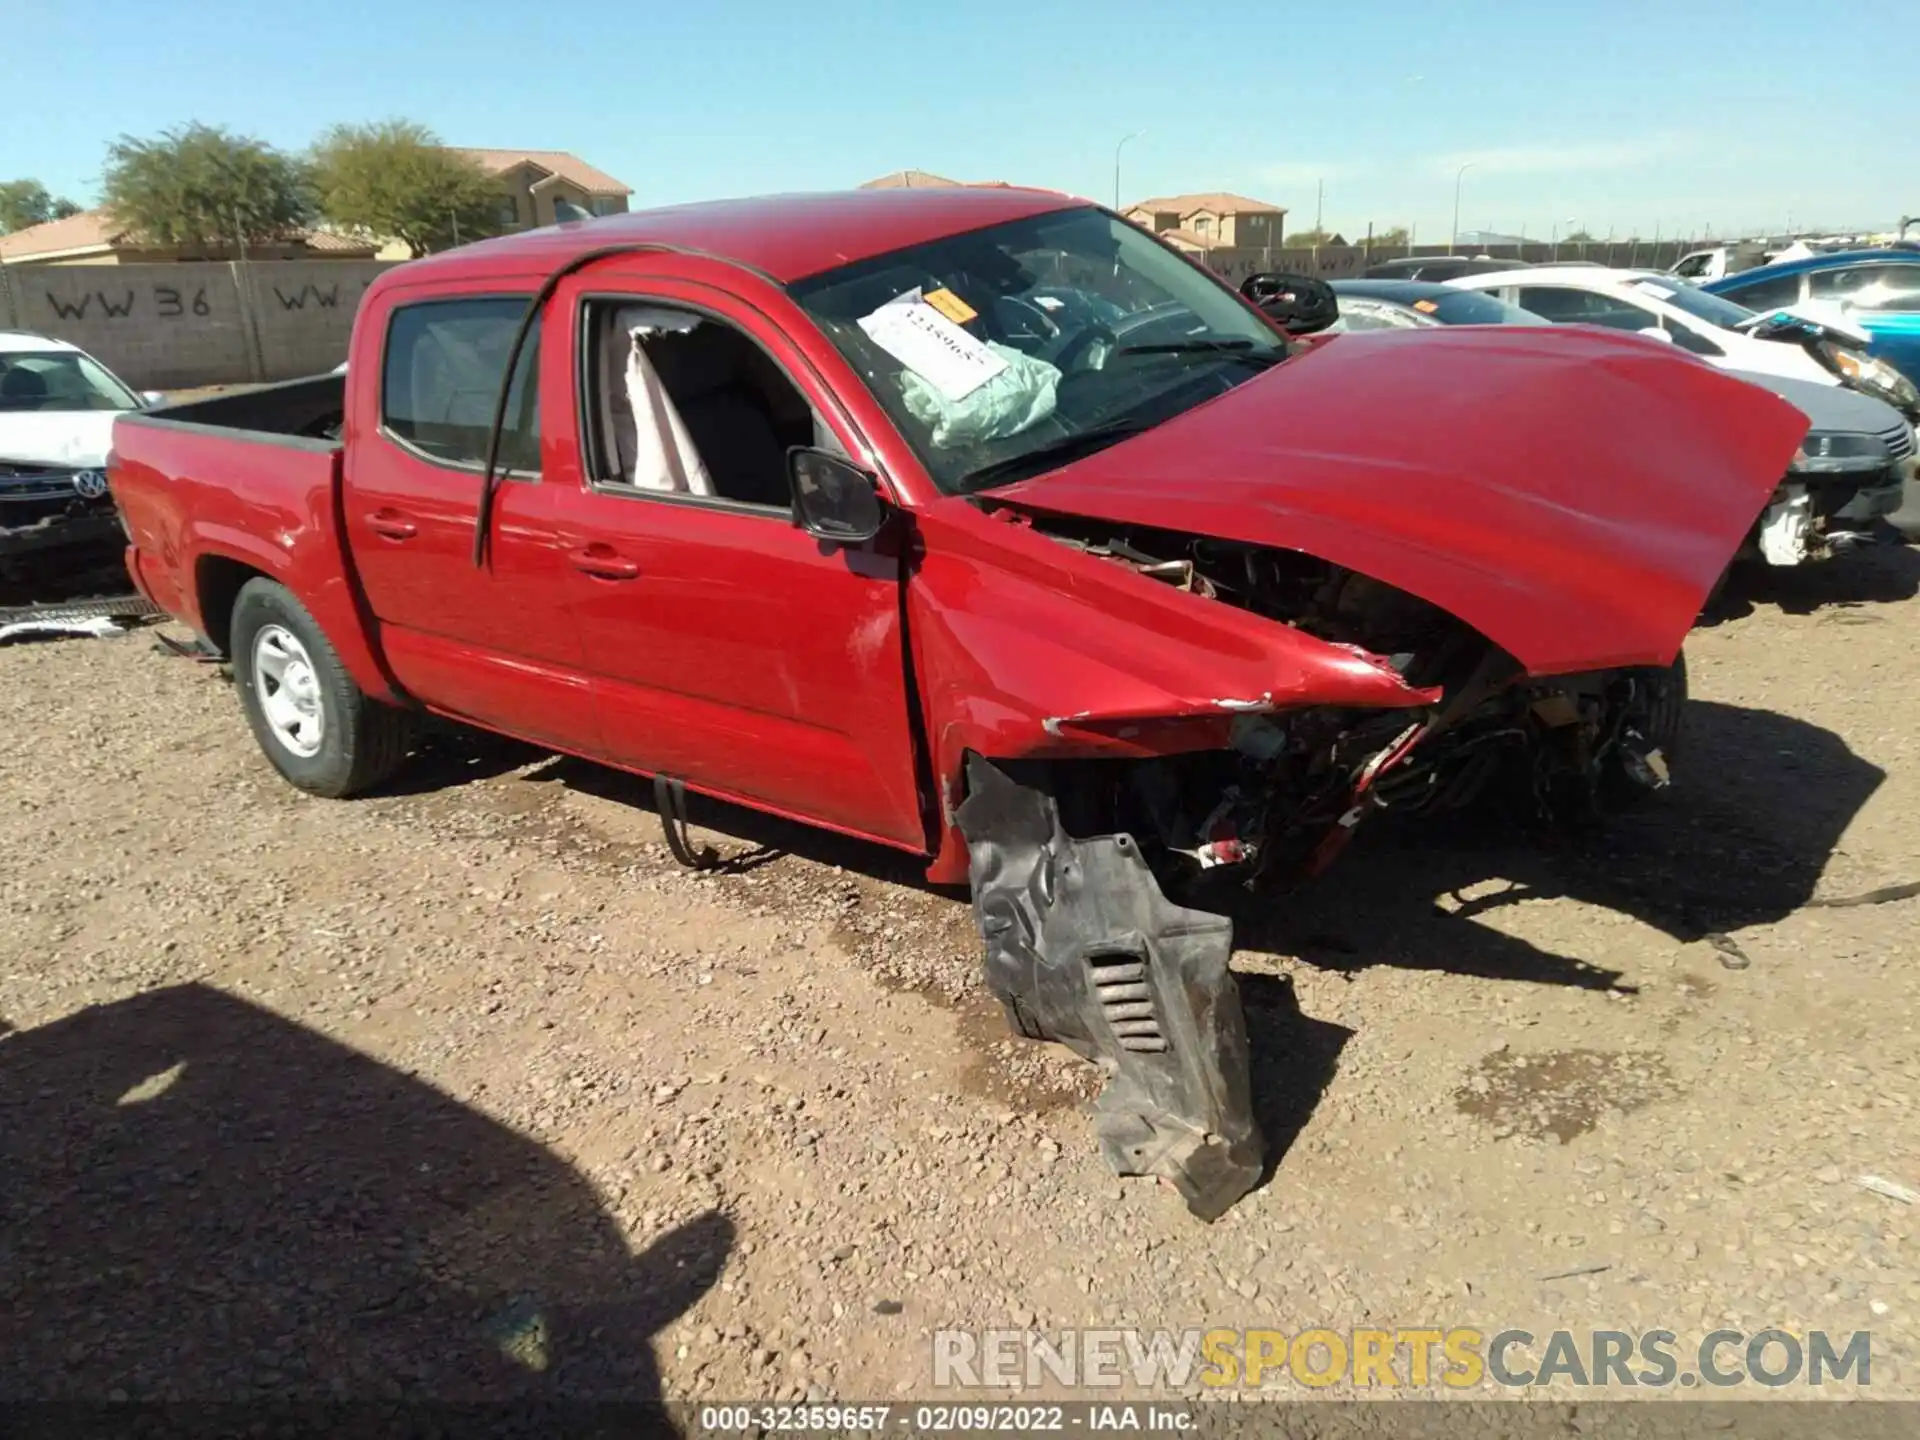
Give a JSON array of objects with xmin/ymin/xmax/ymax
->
[{"xmin": 695, "ymin": 1401, "xmax": 1200, "ymax": 1432}]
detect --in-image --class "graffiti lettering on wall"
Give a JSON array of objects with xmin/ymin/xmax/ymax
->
[
  {"xmin": 272, "ymin": 283, "xmax": 343, "ymax": 311},
  {"xmin": 270, "ymin": 279, "xmax": 376, "ymax": 312},
  {"xmin": 44, "ymin": 286, "xmax": 213, "ymax": 322}
]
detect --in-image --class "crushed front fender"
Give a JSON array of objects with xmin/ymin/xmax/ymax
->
[{"xmin": 954, "ymin": 755, "xmax": 1261, "ymax": 1221}]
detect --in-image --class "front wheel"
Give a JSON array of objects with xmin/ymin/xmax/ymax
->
[
  {"xmin": 1596, "ymin": 649, "xmax": 1687, "ymax": 813},
  {"xmin": 230, "ymin": 578, "xmax": 414, "ymax": 797}
]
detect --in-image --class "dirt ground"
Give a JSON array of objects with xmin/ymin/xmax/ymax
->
[{"xmin": 1, "ymin": 550, "xmax": 1916, "ymax": 1410}]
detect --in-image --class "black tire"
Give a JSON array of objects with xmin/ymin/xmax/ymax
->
[
  {"xmin": 1596, "ymin": 648, "xmax": 1687, "ymax": 813},
  {"xmin": 229, "ymin": 578, "xmax": 414, "ymax": 797}
]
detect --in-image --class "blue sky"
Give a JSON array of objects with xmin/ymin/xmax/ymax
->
[{"xmin": 3, "ymin": 0, "xmax": 1903, "ymax": 240}]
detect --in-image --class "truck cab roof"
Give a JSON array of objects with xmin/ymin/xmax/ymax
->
[{"xmin": 389, "ymin": 187, "xmax": 1084, "ymax": 289}]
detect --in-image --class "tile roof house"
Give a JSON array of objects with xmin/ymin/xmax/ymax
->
[
  {"xmin": 859, "ymin": 170, "xmax": 1013, "ymax": 190},
  {"xmin": 1123, "ymin": 192, "xmax": 1287, "ymax": 252},
  {"xmin": 0, "ymin": 208, "xmax": 379, "ymax": 266},
  {"xmin": 447, "ymin": 149, "xmax": 634, "ymax": 230},
  {"xmin": 336, "ymin": 149, "xmax": 637, "ymax": 260}
]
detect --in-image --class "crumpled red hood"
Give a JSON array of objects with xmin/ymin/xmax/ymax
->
[{"xmin": 991, "ymin": 326, "xmax": 1808, "ymax": 675}]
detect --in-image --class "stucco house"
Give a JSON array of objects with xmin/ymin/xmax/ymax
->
[
  {"xmin": 1122, "ymin": 192, "xmax": 1287, "ymax": 252},
  {"xmin": 450, "ymin": 149, "xmax": 633, "ymax": 231}
]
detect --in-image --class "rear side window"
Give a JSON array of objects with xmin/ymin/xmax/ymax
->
[{"xmin": 381, "ymin": 297, "xmax": 539, "ymax": 474}]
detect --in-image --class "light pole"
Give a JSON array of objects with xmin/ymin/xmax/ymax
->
[
  {"xmin": 1553, "ymin": 215, "xmax": 1575, "ymax": 261},
  {"xmin": 1113, "ymin": 131, "xmax": 1144, "ymax": 212},
  {"xmin": 1450, "ymin": 162, "xmax": 1475, "ymax": 255}
]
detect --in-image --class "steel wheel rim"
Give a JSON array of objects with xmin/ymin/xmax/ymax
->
[{"xmin": 252, "ymin": 624, "xmax": 326, "ymax": 758}]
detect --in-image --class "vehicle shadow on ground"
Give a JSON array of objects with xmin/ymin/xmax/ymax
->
[
  {"xmin": 1236, "ymin": 974, "xmax": 1354, "ymax": 1183},
  {"xmin": 1702, "ymin": 541, "xmax": 1920, "ymax": 623},
  {"xmin": 470, "ymin": 698, "xmax": 1884, "ymax": 991},
  {"xmin": 1238, "ymin": 699, "xmax": 1887, "ymax": 982},
  {"xmin": 0, "ymin": 984, "xmax": 731, "ymax": 1414},
  {"xmin": 375, "ymin": 720, "xmax": 554, "ymax": 798},
  {"xmin": 536, "ymin": 758, "xmax": 932, "ymax": 885}
]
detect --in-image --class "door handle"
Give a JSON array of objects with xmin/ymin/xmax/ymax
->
[
  {"xmin": 568, "ymin": 544, "xmax": 640, "ymax": 580},
  {"xmin": 366, "ymin": 510, "xmax": 417, "ymax": 540}
]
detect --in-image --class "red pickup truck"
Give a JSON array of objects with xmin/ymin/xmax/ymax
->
[{"xmin": 110, "ymin": 187, "xmax": 1804, "ymax": 1219}]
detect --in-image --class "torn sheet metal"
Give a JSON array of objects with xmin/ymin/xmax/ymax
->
[
  {"xmin": 1755, "ymin": 484, "xmax": 1814, "ymax": 566},
  {"xmin": 0, "ymin": 592, "xmax": 163, "ymax": 646},
  {"xmin": 0, "ymin": 614, "xmax": 132, "ymax": 645},
  {"xmin": 955, "ymin": 755, "xmax": 1262, "ymax": 1221}
]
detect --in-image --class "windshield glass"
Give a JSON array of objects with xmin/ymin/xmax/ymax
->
[
  {"xmin": 0, "ymin": 351, "xmax": 141, "ymax": 413},
  {"xmin": 789, "ymin": 206, "xmax": 1287, "ymax": 493},
  {"xmin": 1624, "ymin": 277, "xmax": 1756, "ymax": 330},
  {"xmin": 1329, "ymin": 299, "xmax": 1437, "ymax": 332},
  {"xmin": 1423, "ymin": 289, "xmax": 1553, "ymax": 326}
]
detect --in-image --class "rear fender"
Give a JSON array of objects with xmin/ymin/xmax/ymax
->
[{"xmin": 185, "ymin": 526, "xmax": 400, "ymax": 704}]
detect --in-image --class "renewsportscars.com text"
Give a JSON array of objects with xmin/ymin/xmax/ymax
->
[{"xmin": 932, "ymin": 1327, "xmax": 1873, "ymax": 1391}]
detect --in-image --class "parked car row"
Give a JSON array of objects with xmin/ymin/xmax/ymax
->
[
  {"xmin": 1700, "ymin": 247, "xmax": 1920, "ymax": 393},
  {"xmin": 97, "ymin": 189, "xmax": 1843, "ymax": 1221},
  {"xmin": 1308, "ymin": 267, "xmax": 1920, "ymax": 562}
]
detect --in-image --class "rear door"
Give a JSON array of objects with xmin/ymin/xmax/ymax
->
[
  {"xmin": 535, "ymin": 274, "xmax": 928, "ymax": 852},
  {"xmin": 341, "ymin": 291, "xmax": 602, "ymax": 753}
]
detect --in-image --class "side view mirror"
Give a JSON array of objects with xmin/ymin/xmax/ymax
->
[
  {"xmin": 1637, "ymin": 326, "xmax": 1675, "ymax": 344},
  {"xmin": 140, "ymin": 390, "xmax": 165, "ymax": 406},
  {"xmin": 1238, "ymin": 272, "xmax": 1339, "ymax": 336},
  {"xmin": 789, "ymin": 448, "xmax": 888, "ymax": 545}
]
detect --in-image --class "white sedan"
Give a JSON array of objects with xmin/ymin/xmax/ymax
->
[
  {"xmin": 1444, "ymin": 265, "xmax": 1860, "ymax": 386},
  {"xmin": 1449, "ymin": 265, "xmax": 1920, "ymax": 541}
]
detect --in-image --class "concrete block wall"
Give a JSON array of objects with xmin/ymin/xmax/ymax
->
[
  {"xmin": 0, "ymin": 260, "xmax": 401, "ymax": 390},
  {"xmin": 238, "ymin": 263, "xmax": 388, "ymax": 381}
]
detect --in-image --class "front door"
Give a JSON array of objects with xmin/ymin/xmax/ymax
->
[
  {"xmin": 538, "ymin": 278, "xmax": 928, "ymax": 852},
  {"xmin": 341, "ymin": 291, "xmax": 603, "ymax": 754}
]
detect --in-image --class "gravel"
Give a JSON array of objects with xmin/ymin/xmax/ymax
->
[{"xmin": 0, "ymin": 551, "xmax": 1916, "ymax": 1403}]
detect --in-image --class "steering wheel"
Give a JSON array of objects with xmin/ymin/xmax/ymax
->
[
  {"xmin": 1052, "ymin": 322, "xmax": 1117, "ymax": 375},
  {"xmin": 992, "ymin": 295, "xmax": 1062, "ymax": 348}
]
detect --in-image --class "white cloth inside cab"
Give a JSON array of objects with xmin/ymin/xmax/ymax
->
[{"xmin": 624, "ymin": 324, "xmax": 715, "ymax": 496}]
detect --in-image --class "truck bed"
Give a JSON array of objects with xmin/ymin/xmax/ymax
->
[{"xmin": 136, "ymin": 373, "xmax": 347, "ymax": 445}]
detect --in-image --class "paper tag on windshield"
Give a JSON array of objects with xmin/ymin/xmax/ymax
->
[
  {"xmin": 859, "ymin": 296, "xmax": 1007, "ymax": 401},
  {"xmin": 923, "ymin": 287, "xmax": 979, "ymax": 325}
]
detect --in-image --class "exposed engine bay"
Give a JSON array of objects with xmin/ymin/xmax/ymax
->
[
  {"xmin": 956, "ymin": 517, "xmax": 1688, "ymax": 1221},
  {"xmin": 1024, "ymin": 516, "xmax": 1685, "ymax": 890}
]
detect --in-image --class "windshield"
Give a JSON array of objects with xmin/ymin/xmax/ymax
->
[
  {"xmin": 789, "ymin": 206, "xmax": 1287, "ymax": 493},
  {"xmin": 0, "ymin": 351, "xmax": 141, "ymax": 414},
  {"xmin": 1329, "ymin": 298, "xmax": 1439, "ymax": 332},
  {"xmin": 1423, "ymin": 289, "xmax": 1552, "ymax": 326},
  {"xmin": 1623, "ymin": 277, "xmax": 1756, "ymax": 330}
]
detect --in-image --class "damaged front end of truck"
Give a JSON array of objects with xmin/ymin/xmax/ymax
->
[
  {"xmin": 942, "ymin": 520, "xmax": 1692, "ymax": 1220},
  {"xmin": 917, "ymin": 326, "xmax": 1810, "ymax": 1219}
]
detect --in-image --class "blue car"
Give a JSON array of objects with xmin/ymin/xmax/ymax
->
[{"xmin": 1703, "ymin": 250, "xmax": 1920, "ymax": 386}]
